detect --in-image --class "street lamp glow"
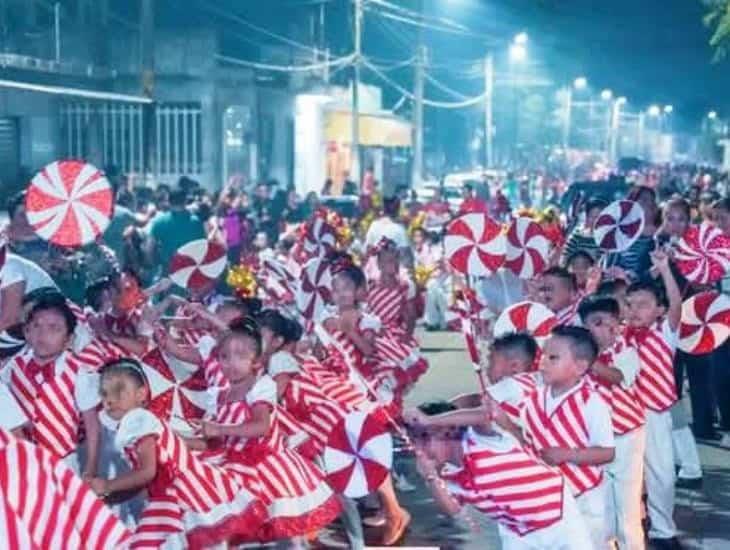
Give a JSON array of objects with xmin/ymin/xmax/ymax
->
[
  {"xmin": 600, "ymin": 89, "xmax": 613, "ymax": 101},
  {"xmin": 509, "ymin": 43, "xmax": 527, "ymax": 62},
  {"xmin": 514, "ymin": 32, "xmax": 528, "ymax": 45},
  {"xmin": 648, "ymin": 105, "xmax": 661, "ymax": 117},
  {"xmin": 663, "ymin": 105, "xmax": 673, "ymax": 114},
  {"xmin": 573, "ymin": 77, "xmax": 587, "ymax": 90},
  {"xmin": 616, "ymin": 96, "xmax": 627, "ymax": 105},
  {"xmin": 708, "ymin": 111, "xmax": 718, "ymax": 120}
]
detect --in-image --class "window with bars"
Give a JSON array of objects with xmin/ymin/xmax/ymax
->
[{"xmin": 61, "ymin": 101, "xmax": 203, "ymax": 177}]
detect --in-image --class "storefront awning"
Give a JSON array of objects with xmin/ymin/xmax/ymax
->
[{"xmin": 325, "ymin": 110, "xmax": 412, "ymax": 147}]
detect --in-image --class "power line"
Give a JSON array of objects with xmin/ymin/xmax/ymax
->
[
  {"xmin": 365, "ymin": 0, "xmax": 471, "ymax": 33},
  {"xmin": 216, "ymin": 53, "xmax": 355, "ymax": 72},
  {"xmin": 363, "ymin": 60, "xmax": 486, "ymax": 109}
]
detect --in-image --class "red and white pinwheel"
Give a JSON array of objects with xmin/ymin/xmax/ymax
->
[
  {"xmin": 296, "ymin": 257, "xmax": 333, "ymax": 320},
  {"xmin": 169, "ymin": 239, "xmax": 228, "ymax": 290},
  {"xmin": 444, "ymin": 213, "xmax": 506, "ymax": 277},
  {"xmin": 323, "ymin": 411, "xmax": 393, "ymax": 498},
  {"xmin": 678, "ymin": 291, "xmax": 730, "ymax": 355},
  {"xmin": 493, "ymin": 301, "xmax": 557, "ymax": 346},
  {"xmin": 25, "ymin": 160, "xmax": 113, "ymax": 247},
  {"xmin": 141, "ymin": 348, "xmax": 209, "ymax": 434},
  {"xmin": 673, "ymin": 223, "xmax": 730, "ymax": 285},
  {"xmin": 593, "ymin": 200, "xmax": 645, "ymax": 252},
  {"xmin": 504, "ymin": 217, "xmax": 550, "ymax": 279}
]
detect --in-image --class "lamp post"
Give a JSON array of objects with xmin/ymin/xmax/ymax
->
[{"xmin": 563, "ymin": 77, "xmax": 587, "ymax": 151}]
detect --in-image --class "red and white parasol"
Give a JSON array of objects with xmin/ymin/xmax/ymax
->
[
  {"xmin": 141, "ymin": 348, "xmax": 209, "ymax": 434},
  {"xmin": 323, "ymin": 410, "xmax": 393, "ymax": 498},
  {"xmin": 169, "ymin": 239, "xmax": 228, "ymax": 290},
  {"xmin": 303, "ymin": 216, "xmax": 337, "ymax": 258},
  {"xmin": 678, "ymin": 291, "xmax": 730, "ymax": 355},
  {"xmin": 493, "ymin": 301, "xmax": 557, "ymax": 346},
  {"xmin": 296, "ymin": 257, "xmax": 333, "ymax": 320},
  {"xmin": 674, "ymin": 223, "xmax": 730, "ymax": 285},
  {"xmin": 593, "ymin": 200, "xmax": 645, "ymax": 252},
  {"xmin": 444, "ymin": 213, "xmax": 506, "ymax": 277},
  {"xmin": 260, "ymin": 258, "xmax": 297, "ymax": 303},
  {"xmin": 504, "ymin": 217, "xmax": 550, "ymax": 279},
  {"xmin": 25, "ymin": 160, "xmax": 114, "ymax": 247}
]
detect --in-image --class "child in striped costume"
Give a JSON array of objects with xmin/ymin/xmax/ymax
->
[
  {"xmin": 259, "ymin": 309, "xmax": 409, "ymax": 547},
  {"xmin": 515, "ymin": 326, "xmax": 615, "ymax": 549},
  {"xmin": 367, "ymin": 238, "xmax": 429, "ymax": 385},
  {"xmin": 88, "ymin": 358, "xmax": 267, "ymax": 548},
  {"xmin": 537, "ymin": 267, "xmax": 582, "ymax": 326},
  {"xmin": 579, "ymin": 295, "xmax": 646, "ymax": 550},
  {"xmin": 410, "ymin": 401, "xmax": 593, "ymax": 550},
  {"xmin": 0, "ymin": 292, "xmax": 102, "ymax": 478},
  {"xmin": 624, "ymin": 249, "xmax": 682, "ymax": 549},
  {"xmin": 188, "ymin": 318, "xmax": 342, "ymax": 545},
  {"xmin": 447, "ymin": 332, "xmax": 541, "ymax": 430}
]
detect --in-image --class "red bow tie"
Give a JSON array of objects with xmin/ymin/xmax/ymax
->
[
  {"xmin": 25, "ymin": 359, "xmax": 55, "ymax": 385},
  {"xmin": 624, "ymin": 326, "xmax": 650, "ymax": 344}
]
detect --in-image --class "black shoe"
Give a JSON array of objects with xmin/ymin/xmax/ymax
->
[
  {"xmin": 648, "ymin": 537, "xmax": 682, "ymax": 550},
  {"xmin": 675, "ymin": 477, "xmax": 703, "ymax": 490}
]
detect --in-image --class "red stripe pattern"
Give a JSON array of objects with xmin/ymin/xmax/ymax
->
[
  {"xmin": 625, "ymin": 325, "xmax": 677, "ymax": 412},
  {"xmin": 7, "ymin": 351, "xmax": 85, "ymax": 458},
  {"xmin": 0, "ymin": 429, "xmax": 131, "ymax": 549},
  {"xmin": 591, "ymin": 340, "xmax": 645, "ymax": 435},
  {"xmin": 496, "ymin": 372, "xmax": 539, "ymax": 427},
  {"xmin": 522, "ymin": 380, "xmax": 603, "ymax": 496},
  {"xmin": 442, "ymin": 432, "xmax": 565, "ymax": 536}
]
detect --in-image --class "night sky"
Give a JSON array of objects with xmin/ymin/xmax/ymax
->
[{"xmin": 163, "ymin": 0, "xmax": 727, "ymax": 126}]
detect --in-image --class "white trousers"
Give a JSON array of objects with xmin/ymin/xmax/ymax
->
[
  {"xmin": 644, "ymin": 409, "xmax": 677, "ymax": 539},
  {"xmin": 424, "ymin": 276, "xmax": 451, "ymax": 328},
  {"xmin": 576, "ymin": 481, "xmax": 608, "ymax": 549},
  {"xmin": 499, "ymin": 485, "xmax": 594, "ymax": 550},
  {"xmin": 605, "ymin": 427, "xmax": 646, "ymax": 550},
  {"xmin": 670, "ymin": 401, "xmax": 702, "ymax": 479}
]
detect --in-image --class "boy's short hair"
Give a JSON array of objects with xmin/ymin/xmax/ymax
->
[
  {"xmin": 542, "ymin": 266, "xmax": 578, "ymax": 292},
  {"xmin": 585, "ymin": 198, "xmax": 608, "ymax": 215},
  {"xmin": 492, "ymin": 332, "xmax": 538, "ymax": 366},
  {"xmin": 24, "ymin": 291, "xmax": 77, "ymax": 335},
  {"xmin": 596, "ymin": 278, "xmax": 628, "ymax": 295},
  {"xmin": 551, "ymin": 325, "xmax": 598, "ymax": 365},
  {"xmin": 626, "ymin": 279, "xmax": 667, "ymax": 307},
  {"xmin": 578, "ymin": 295, "xmax": 621, "ymax": 323},
  {"xmin": 566, "ymin": 250, "xmax": 595, "ymax": 267},
  {"xmin": 409, "ymin": 400, "xmax": 465, "ymax": 440}
]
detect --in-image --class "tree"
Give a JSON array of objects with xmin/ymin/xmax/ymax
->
[{"xmin": 703, "ymin": 0, "xmax": 730, "ymax": 60}]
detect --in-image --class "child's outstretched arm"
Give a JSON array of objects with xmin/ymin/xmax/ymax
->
[
  {"xmin": 653, "ymin": 249, "xmax": 681, "ymax": 331},
  {"xmin": 81, "ymin": 408, "xmax": 101, "ymax": 479},
  {"xmin": 590, "ymin": 361, "xmax": 624, "ymax": 386},
  {"xmin": 540, "ymin": 446, "xmax": 615, "ymax": 467},
  {"xmin": 89, "ymin": 436, "xmax": 157, "ymax": 497}
]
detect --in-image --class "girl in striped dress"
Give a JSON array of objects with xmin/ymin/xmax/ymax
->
[
  {"xmin": 367, "ymin": 238, "xmax": 429, "ymax": 386},
  {"xmin": 259, "ymin": 309, "xmax": 411, "ymax": 547},
  {"xmin": 0, "ymin": 292, "xmax": 102, "ymax": 478},
  {"xmin": 190, "ymin": 317, "xmax": 342, "ymax": 544},
  {"xmin": 88, "ymin": 358, "xmax": 267, "ymax": 548}
]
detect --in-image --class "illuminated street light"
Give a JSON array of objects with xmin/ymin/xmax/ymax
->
[
  {"xmin": 509, "ymin": 42, "xmax": 527, "ymax": 62},
  {"xmin": 708, "ymin": 111, "xmax": 718, "ymax": 120},
  {"xmin": 664, "ymin": 105, "xmax": 673, "ymax": 114},
  {"xmin": 514, "ymin": 32, "xmax": 528, "ymax": 45},
  {"xmin": 616, "ymin": 96, "xmax": 627, "ymax": 105},
  {"xmin": 600, "ymin": 89, "xmax": 613, "ymax": 101},
  {"xmin": 648, "ymin": 105, "xmax": 661, "ymax": 117},
  {"xmin": 573, "ymin": 77, "xmax": 587, "ymax": 90}
]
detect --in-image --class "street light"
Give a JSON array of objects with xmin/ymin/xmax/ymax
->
[
  {"xmin": 509, "ymin": 42, "xmax": 527, "ymax": 62},
  {"xmin": 664, "ymin": 105, "xmax": 673, "ymax": 114},
  {"xmin": 514, "ymin": 32, "xmax": 528, "ymax": 45},
  {"xmin": 648, "ymin": 105, "xmax": 661, "ymax": 117},
  {"xmin": 616, "ymin": 96, "xmax": 627, "ymax": 105},
  {"xmin": 708, "ymin": 111, "xmax": 718, "ymax": 120},
  {"xmin": 573, "ymin": 77, "xmax": 588, "ymax": 90},
  {"xmin": 600, "ymin": 89, "xmax": 613, "ymax": 101}
]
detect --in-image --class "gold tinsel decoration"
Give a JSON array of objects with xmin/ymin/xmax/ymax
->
[
  {"xmin": 226, "ymin": 264, "xmax": 258, "ymax": 298},
  {"xmin": 414, "ymin": 264, "xmax": 435, "ymax": 289}
]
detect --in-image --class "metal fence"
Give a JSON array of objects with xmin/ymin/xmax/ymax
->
[{"xmin": 61, "ymin": 101, "xmax": 202, "ymax": 179}]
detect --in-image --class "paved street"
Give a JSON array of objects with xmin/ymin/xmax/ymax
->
[{"xmin": 316, "ymin": 329, "xmax": 730, "ymax": 549}]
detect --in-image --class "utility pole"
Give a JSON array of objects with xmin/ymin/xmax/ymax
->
[
  {"xmin": 54, "ymin": 3, "xmax": 60, "ymax": 63},
  {"xmin": 412, "ymin": 44, "xmax": 426, "ymax": 187},
  {"xmin": 140, "ymin": 0, "xmax": 154, "ymax": 97},
  {"xmin": 484, "ymin": 53, "xmax": 494, "ymax": 168},
  {"xmin": 638, "ymin": 112, "xmax": 645, "ymax": 158},
  {"xmin": 350, "ymin": 0, "xmax": 363, "ymax": 186}
]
